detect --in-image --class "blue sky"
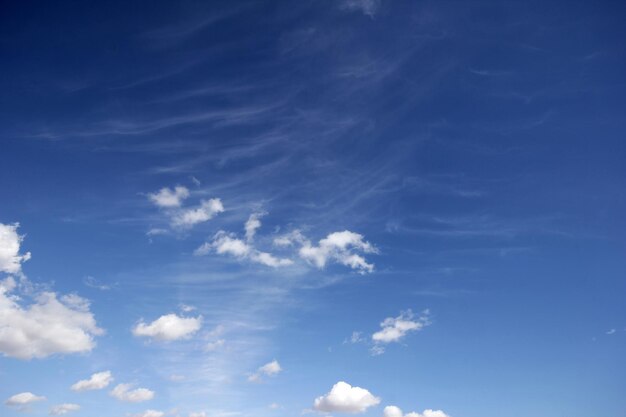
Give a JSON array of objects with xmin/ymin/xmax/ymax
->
[{"xmin": 0, "ymin": 1, "xmax": 625, "ymax": 416}]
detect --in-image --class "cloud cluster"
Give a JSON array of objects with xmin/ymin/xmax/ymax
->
[
  {"xmin": 0, "ymin": 276, "xmax": 103, "ymax": 360},
  {"xmin": 50, "ymin": 403, "xmax": 81, "ymax": 415},
  {"xmin": 132, "ymin": 313, "xmax": 202, "ymax": 341},
  {"xmin": 0, "ymin": 223, "xmax": 31, "ymax": 274},
  {"xmin": 314, "ymin": 381, "xmax": 380, "ymax": 413},
  {"xmin": 196, "ymin": 213, "xmax": 377, "ymax": 273},
  {"xmin": 195, "ymin": 213, "xmax": 293, "ymax": 268},
  {"xmin": 110, "ymin": 383, "xmax": 155, "ymax": 403},
  {"xmin": 71, "ymin": 371, "xmax": 113, "ymax": 391},
  {"xmin": 147, "ymin": 186, "xmax": 224, "ymax": 230},
  {"xmin": 248, "ymin": 359, "xmax": 282, "ymax": 382},
  {"xmin": 383, "ymin": 405, "xmax": 450, "ymax": 417},
  {"xmin": 340, "ymin": 0, "xmax": 381, "ymax": 17},
  {"xmin": 371, "ymin": 310, "xmax": 431, "ymax": 354}
]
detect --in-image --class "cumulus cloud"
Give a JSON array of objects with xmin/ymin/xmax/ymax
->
[
  {"xmin": 110, "ymin": 383, "xmax": 154, "ymax": 403},
  {"xmin": 383, "ymin": 405, "xmax": 450, "ymax": 417},
  {"xmin": 196, "ymin": 231, "xmax": 293, "ymax": 268},
  {"xmin": 0, "ymin": 223, "xmax": 31, "ymax": 275},
  {"xmin": 314, "ymin": 381, "xmax": 380, "ymax": 414},
  {"xmin": 148, "ymin": 186, "xmax": 190, "ymax": 208},
  {"xmin": 371, "ymin": 309, "xmax": 431, "ymax": 354},
  {"xmin": 171, "ymin": 199, "xmax": 224, "ymax": 228},
  {"xmin": 0, "ymin": 276, "xmax": 103, "ymax": 359},
  {"xmin": 132, "ymin": 313, "xmax": 202, "ymax": 341},
  {"xmin": 50, "ymin": 403, "xmax": 80, "ymax": 415},
  {"xmin": 132, "ymin": 410, "xmax": 165, "ymax": 417},
  {"xmin": 245, "ymin": 212, "xmax": 264, "ymax": 242},
  {"xmin": 5, "ymin": 392, "xmax": 46, "ymax": 407},
  {"xmin": 340, "ymin": 0, "xmax": 381, "ymax": 17},
  {"xmin": 71, "ymin": 371, "xmax": 113, "ymax": 391},
  {"xmin": 298, "ymin": 230, "xmax": 378, "ymax": 273},
  {"xmin": 248, "ymin": 360, "xmax": 282, "ymax": 382},
  {"xmin": 147, "ymin": 186, "xmax": 224, "ymax": 231}
]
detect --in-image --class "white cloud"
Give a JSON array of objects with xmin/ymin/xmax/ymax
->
[
  {"xmin": 148, "ymin": 186, "xmax": 190, "ymax": 208},
  {"xmin": 0, "ymin": 223, "xmax": 31, "ymax": 275},
  {"xmin": 71, "ymin": 371, "xmax": 113, "ymax": 391},
  {"xmin": 299, "ymin": 230, "xmax": 378, "ymax": 273},
  {"xmin": 196, "ymin": 231, "xmax": 293, "ymax": 268},
  {"xmin": 189, "ymin": 412, "xmax": 207, "ymax": 417},
  {"xmin": 50, "ymin": 403, "xmax": 80, "ymax": 415},
  {"xmin": 132, "ymin": 313, "xmax": 202, "ymax": 341},
  {"xmin": 110, "ymin": 383, "xmax": 155, "ymax": 403},
  {"xmin": 171, "ymin": 199, "xmax": 224, "ymax": 228},
  {"xmin": 383, "ymin": 405, "xmax": 450, "ymax": 417},
  {"xmin": 314, "ymin": 381, "xmax": 380, "ymax": 414},
  {"xmin": 180, "ymin": 304, "xmax": 196, "ymax": 312},
  {"xmin": 0, "ymin": 276, "xmax": 103, "ymax": 359},
  {"xmin": 245, "ymin": 212, "xmax": 264, "ymax": 242},
  {"xmin": 248, "ymin": 359, "xmax": 282, "ymax": 382},
  {"xmin": 606, "ymin": 328, "xmax": 616, "ymax": 335},
  {"xmin": 132, "ymin": 410, "xmax": 165, "ymax": 417},
  {"xmin": 371, "ymin": 309, "xmax": 431, "ymax": 352},
  {"xmin": 340, "ymin": 0, "xmax": 381, "ymax": 17},
  {"xmin": 83, "ymin": 276, "xmax": 111, "ymax": 290},
  {"xmin": 5, "ymin": 392, "xmax": 46, "ymax": 406},
  {"xmin": 205, "ymin": 339, "xmax": 225, "ymax": 352}
]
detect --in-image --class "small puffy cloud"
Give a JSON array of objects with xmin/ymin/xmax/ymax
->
[
  {"xmin": 245, "ymin": 212, "xmax": 264, "ymax": 242},
  {"xmin": 148, "ymin": 186, "xmax": 190, "ymax": 208},
  {"xmin": 83, "ymin": 276, "xmax": 111, "ymax": 291},
  {"xmin": 196, "ymin": 231, "xmax": 293, "ymax": 268},
  {"xmin": 171, "ymin": 199, "xmax": 224, "ymax": 229},
  {"xmin": 299, "ymin": 230, "xmax": 378, "ymax": 273},
  {"xmin": 5, "ymin": 392, "xmax": 46, "ymax": 407},
  {"xmin": 71, "ymin": 371, "xmax": 113, "ymax": 391},
  {"xmin": 0, "ymin": 222, "xmax": 31, "ymax": 275},
  {"xmin": 189, "ymin": 412, "xmax": 207, "ymax": 417},
  {"xmin": 132, "ymin": 313, "xmax": 202, "ymax": 341},
  {"xmin": 110, "ymin": 383, "xmax": 154, "ymax": 403},
  {"xmin": 0, "ymin": 276, "xmax": 103, "ymax": 359},
  {"xmin": 340, "ymin": 0, "xmax": 381, "ymax": 17},
  {"xmin": 314, "ymin": 381, "xmax": 380, "ymax": 414},
  {"xmin": 606, "ymin": 328, "xmax": 616, "ymax": 335},
  {"xmin": 371, "ymin": 309, "xmax": 430, "ymax": 352},
  {"xmin": 248, "ymin": 360, "xmax": 282, "ymax": 382},
  {"xmin": 383, "ymin": 405, "xmax": 450, "ymax": 417},
  {"xmin": 132, "ymin": 410, "xmax": 165, "ymax": 417},
  {"xmin": 50, "ymin": 403, "xmax": 80, "ymax": 415}
]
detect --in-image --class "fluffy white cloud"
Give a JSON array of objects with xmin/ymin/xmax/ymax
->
[
  {"xmin": 0, "ymin": 276, "xmax": 103, "ymax": 359},
  {"xmin": 132, "ymin": 313, "xmax": 202, "ymax": 341},
  {"xmin": 383, "ymin": 405, "xmax": 450, "ymax": 417},
  {"xmin": 248, "ymin": 360, "xmax": 282, "ymax": 382},
  {"xmin": 132, "ymin": 410, "xmax": 165, "ymax": 417},
  {"xmin": 50, "ymin": 403, "xmax": 80, "ymax": 415},
  {"xmin": 371, "ymin": 310, "xmax": 430, "ymax": 354},
  {"xmin": 71, "ymin": 371, "xmax": 113, "ymax": 391},
  {"xmin": 313, "ymin": 381, "xmax": 380, "ymax": 414},
  {"xmin": 110, "ymin": 384, "xmax": 154, "ymax": 403},
  {"xmin": 148, "ymin": 186, "xmax": 190, "ymax": 208},
  {"xmin": 171, "ymin": 199, "xmax": 224, "ymax": 228},
  {"xmin": 245, "ymin": 212, "xmax": 264, "ymax": 242},
  {"xmin": 0, "ymin": 223, "xmax": 31, "ymax": 275},
  {"xmin": 5, "ymin": 392, "xmax": 46, "ymax": 406},
  {"xmin": 196, "ymin": 231, "xmax": 293, "ymax": 268},
  {"xmin": 299, "ymin": 230, "xmax": 378, "ymax": 273},
  {"xmin": 189, "ymin": 412, "xmax": 207, "ymax": 417}
]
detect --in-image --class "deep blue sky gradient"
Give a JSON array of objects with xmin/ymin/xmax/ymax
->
[{"xmin": 0, "ymin": 1, "xmax": 625, "ymax": 417}]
